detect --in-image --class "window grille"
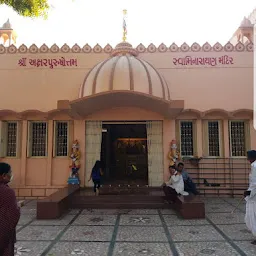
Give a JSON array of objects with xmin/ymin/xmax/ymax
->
[
  {"xmin": 180, "ymin": 121, "xmax": 194, "ymax": 156},
  {"xmin": 55, "ymin": 122, "xmax": 68, "ymax": 156},
  {"xmin": 6, "ymin": 122, "xmax": 17, "ymax": 157},
  {"xmin": 31, "ymin": 122, "xmax": 47, "ymax": 157},
  {"xmin": 230, "ymin": 121, "xmax": 246, "ymax": 157},
  {"xmin": 208, "ymin": 121, "xmax": 220, "ymax": 156}
]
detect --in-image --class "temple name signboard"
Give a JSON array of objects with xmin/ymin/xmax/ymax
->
[
  {"xmin": 18, "ymin": 57, "xmax": 78, "ymax": 69},
  {"xmin": 173, "ymin": 55, "xmax": 234, "ymax": 66}
]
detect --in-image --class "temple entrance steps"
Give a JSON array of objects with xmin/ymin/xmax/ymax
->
[{"xmin": 70, "ymin": 186, "xmax": 169, "ymax": 209}]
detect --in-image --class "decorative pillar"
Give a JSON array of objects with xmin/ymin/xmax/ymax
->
[
  {"xmin": 250, "ymin": 120, "xmax": 256, "ymax": 149},
  {"xmin": 196, "ymin": 119, "xmax": 203, "ymax": 157},
  {"xmin": 163, "ymin": 119, "xmax": 175, "ymax": 181},
  {"xmin": 223, "ymin": 120, "xmax": 230, "ymax": 157},
  {"xmin": 8, "ymin": 32, "xmax": 12, "ymax": 46},
  {"xmin": 46, "ymin": 120, "xmax": 53, "ymax": 186},
  {"xmin": 74, "ymin": 120, "xmax": 85, "ymax": 186},
  {"xmin": 20, "ymin": 120, "xmax": 27, "ymax": 186}
]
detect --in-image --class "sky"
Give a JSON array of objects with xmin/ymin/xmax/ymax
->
[{"xmin": 0, "ymin": 0, "xmax": 255, "ymax": 47}]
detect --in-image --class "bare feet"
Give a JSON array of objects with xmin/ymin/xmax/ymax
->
[{"xmin": 251, "ymin": 240, "xmax": 256, "ymax": 245}]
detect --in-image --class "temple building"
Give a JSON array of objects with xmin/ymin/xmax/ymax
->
[{"xmin": 0, "ymin": 10, "xmax": 255, "ymax": 199}]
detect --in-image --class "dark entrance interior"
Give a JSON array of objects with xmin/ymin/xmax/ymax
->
[{"xmin": 101, "ymin": 122, "xmax": 148, "ymax": 185}]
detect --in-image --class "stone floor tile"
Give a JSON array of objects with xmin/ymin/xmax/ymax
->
[
  {"xmin": 163, "ymin": 214, "xmax": 209, "ymax": 226},
  {"xmin": 199, "ymin": 197, "xmax": 226, "ymax": 204},
  {"xmin": 169, "ymin": 225, "xmax": 224, "ymax": 242},
  {"xmin": 124, "ymin": 209, "xmax": 159, "ymax": 215},
  {"xmin": 17, "ymin": 226, "xmax": 65, "ymax": 241},
  {"xmin": 18, "ymin": 215, "xmax": 35, "ymax": 225},
  {"xmin": 207, "ymin": 212, "xmax": 245, "ymax": 224},
  {"xmin": 217, "ymin": 223, "xmax": 255, "ymax": 240},
  {"xmin": 116, "ymin": 226, "xmax": 168, "ymax": 242},
  {"xmin": 20, "ymin": 207, "xmax": 37, "ymax": 215},
  {"xmin": 223, "ymin": 198, "xmax": 246, "ymax": 205},
  {"xmin": 67, "ymin": 209, "xmax": 81, "ymax": 215},
  {"xmin": 72, "ymin": 214, "xmax": 117, "ymax": 226},
  {"xmin": 60, "ymin": 226, "xmax": 114, "ymax": 241},
  {"xmin": 16, "ymin": 226, "xmax": 23, "ymax": 232},
  {"xmin": 119, "ymin": 215, "xmax": 162, "ymax": 226},
  {"xmin": 205, "ymin": 203, "xmax": 236, "ymax": 213},
  {"xmin": 160, "ymin": 209, "xmax": 176, "ymax": 215},
  {"xmin": 113, "ymin": 242, "xmax": 173, "ymax": 256},
  {"xmin": 14, "ymin": 241, "xmax": 50, "ymax": 256},
  {"xmin": 24, "ymin": 200, "xmax": 38, "ymax": 207},
  {"xmin": 48, "ymin": 242, "xmax": 109, "ymax": 256},
  {"xmin": 31, "ymin": 214, "xmax": 75, "ymax": 226},
  {"xmin": 175, "ymin": 241, "xmax": 240, "ymax": 256},
  {"xmin": 81, "ymin": 209, "xmax": 122, "ymax": 215},
  {"xmin": 234, "ymin": 241, "xmax": 256, "ymax": 256}
]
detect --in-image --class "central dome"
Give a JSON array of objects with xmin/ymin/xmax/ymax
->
[{"xmin": 79, "ymin": 42, "xmax": 171, "ymax": 101}]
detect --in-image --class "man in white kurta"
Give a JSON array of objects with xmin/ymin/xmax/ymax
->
[
  {"xmin": 244, "ymin": 150, "xmax": 256, "ymax": 245},
  {"xmin": 165, "ymin": 166, "xmax": 189, "ymax": 196}
]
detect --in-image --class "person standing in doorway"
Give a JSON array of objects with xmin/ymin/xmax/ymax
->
[
  {"xmin": 88, "ymin": 160, "xmax": 103, "ymax": 196},
  {"xmin": 0, "ymin": 162, "xmax": 21, "ymax": 256},
  {"xmin": 244, "ymin": 150, "xmax": 256, "ymax": 245}
]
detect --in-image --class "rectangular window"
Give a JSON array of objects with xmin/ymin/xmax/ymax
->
[
  {"xmin": 55, "ymin": 121, "xmax": 69, "ymax": 157},
  {"xmin": 208, "ymin": 121, "xmax": 220, "ymax": 157},
  {"xmin": 180, "ymin": 121, "xmax": 194, "ymax": 156},
  {"xmin": 229, "ymin": 121, "xmax": 246, "ymax": 157},
  {"xmin": 6, "ymin": 122, "xmax": 18, "ymax": 157},
  {"xmin": 0, "ymin": 121, "xmax": 19, "ymax": 157},
  {"xmin": 29, "ymin": 122, "xmax": 47, "ymax": 157}
]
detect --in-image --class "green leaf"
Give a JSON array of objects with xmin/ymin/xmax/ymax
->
[{"xmin": 0, "ymin": 0, "xmax": 50, "ymax": 18}]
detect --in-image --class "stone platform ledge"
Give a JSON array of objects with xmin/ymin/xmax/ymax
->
[{"xmin": 13, "ymin": 187, "xmax": 67, "ymax": 198}]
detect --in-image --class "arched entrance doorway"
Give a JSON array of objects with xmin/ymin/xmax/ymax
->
[{"xmin": 68, "ymin": 91, "xmax": 184, "ymax": 187}]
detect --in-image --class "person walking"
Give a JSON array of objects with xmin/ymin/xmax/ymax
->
[
  {"xmin": 0, "ymin": 162, "xmax": 20, "ymax": 256},
  {"xmin": 88, "ymin": 160, "xmax": 103, "ymax": 195}
]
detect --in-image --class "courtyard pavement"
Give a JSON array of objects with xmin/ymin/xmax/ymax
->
[{"xmin": 15, "ymin": 197, "xmax": 255, "ymax": 256}]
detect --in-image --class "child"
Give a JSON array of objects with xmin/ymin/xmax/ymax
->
[{"xmin": 88, "ymin": 160, "xmax": 103, "ymax": 195}]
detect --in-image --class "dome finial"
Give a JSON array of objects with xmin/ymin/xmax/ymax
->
[{"xmin": 122, "ymin": 9, "xmax": 127, "ymax": 42}]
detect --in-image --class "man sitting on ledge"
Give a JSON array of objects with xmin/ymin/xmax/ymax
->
[
  {"xmin": 177, "ymin": 162, "xmax": 200, "ymax": 195},
  {"xmin": 163, "ymin": 165, "xmax": 189, "ymax": 203}
]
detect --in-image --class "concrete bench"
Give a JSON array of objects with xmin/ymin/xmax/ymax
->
[
  {"xmin": 172, "ymin": 194, "xmax": 205, "ymax": 219},
  {"xmin": 37, "ymin": 185, "xmax": 79, "ymax": 219}
]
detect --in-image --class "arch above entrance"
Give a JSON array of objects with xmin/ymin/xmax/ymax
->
[{"xmin": 69, "ymin": 90, "xmax": 184, "ymax": 118}]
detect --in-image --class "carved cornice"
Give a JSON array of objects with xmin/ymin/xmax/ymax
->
[
  {"xmin": 0, "ymin": 42, "xmax": 254, "ymax": 54},
  {"xmin": 0, "ymin": 108, "xmax": 253, "ymax": 120}
]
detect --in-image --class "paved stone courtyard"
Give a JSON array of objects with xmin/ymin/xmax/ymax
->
[{"xmin": 15, "ymin": 197, "xmax": 255, "ymax": 256}]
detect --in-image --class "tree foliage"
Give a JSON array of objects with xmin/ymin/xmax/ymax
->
[{"xmin": 0, "ymin": 0, "xmax": 50, "ymax": 18}]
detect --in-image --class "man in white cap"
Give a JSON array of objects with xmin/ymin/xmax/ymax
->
[{"xmin": 244, "ymin": 150, "xmax": 256, "ymax": 245}]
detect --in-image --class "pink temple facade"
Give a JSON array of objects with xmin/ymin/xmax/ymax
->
[{"xmin": 0, "ymin": 13, "xmax": 255, "ymax": 198}]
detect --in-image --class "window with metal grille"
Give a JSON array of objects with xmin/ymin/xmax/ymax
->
[
  {"xmin": 230, "ymin": 121, "xmax": 246, "ymax": 157},
  {"xmin": 6, "ymin": 122, "xmax": 17, "ymax": 157},
  {"xmin": 180, "ymin": 121, "xmax": 194, "ymax": 156},
  {"xmin": 55, "ymin": 122, "xmax": 68, "ymax": 156},
  {"xmin": 208, "ymin": 121, "xmax": 220, "ymax": 156},
  {"xmin": 31, "ymin": 122, "xmax": 47, "ymax": 157}
]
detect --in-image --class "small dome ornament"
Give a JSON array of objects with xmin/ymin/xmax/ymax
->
[
  {"xmin": 2, "ymin": 18, "xmax": 12, "ymax": 29},
  {"xmin": 239, "ymin": 17, "xmax": 253, "ymax": 28},
  {"xmin": 111, "ymin": 42, "xmax": 138, "ymax": 56}
]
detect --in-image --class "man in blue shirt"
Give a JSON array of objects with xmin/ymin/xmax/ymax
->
[{"xmin": 177, "ymin": 162, "xmax": 199, "ymax": 195}]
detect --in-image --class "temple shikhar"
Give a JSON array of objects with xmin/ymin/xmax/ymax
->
[{"xmin": 0, "ymin": 10, "xmax": 255, "ymax": 199}]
